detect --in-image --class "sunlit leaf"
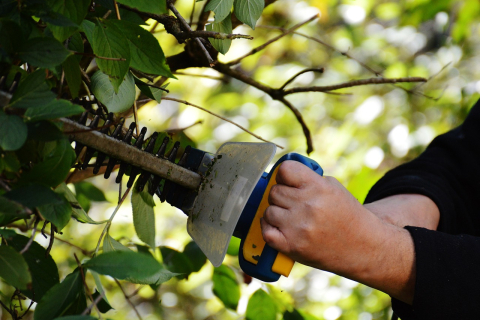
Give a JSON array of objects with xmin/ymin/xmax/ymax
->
[
  {"xmin": 132, "ymin": 184, "xmax": 156, "ymax": 249},
  {"xmin": 8, "ymin": 234, "xmax": 60, "ymax": 301},
  {"xmin": 206, "ymin": 14, "xmax": 232, "ymax": 54},
  {"xmin": 205, "ymin": 0, "xmax": 234, "ymax": 22},
  {"xmin": 112, "ymin": 20, "xmax": 174, "ymax": 78},
  {"xmin": 246, "ymin": 289, "xmax": 277, "ymax": 320},
  {"xmin": 24, "ymin": 99, "xmax": 84, "ymax": 122},
  {"xmin": 233, "ymin": 0, "xmax": 263, "ymax": 29},
  {"xmin": 115, "ymin": 0, "xmax": 167, "ymax": 15},
  {"xmin": 212, "ymin": 264, "xmax": 240, "ymax": 310},
  {"xmin": 103, "ymin": 234, "xmax": 132, "ymax": 252},
  {"xmin": 34, "ymin": 271, "xmax": 84, "ymax": 320},
  {"xmin": 0, "ymin": 245, "xmax": 31, "ymax": 290},
  {"xmin": 0, "ymin": 112, "xmax": 27, "ymax": 151},
  {"xmin": 92, "ymin": 18, "xmax": 130, "ymax": 92},
  {"xmin": 91, "ymin": 70, "xmax": 135, "ymax": 113},
  {"xmin": 85, "ymin": 251, "xmax": 164, "ymax": 284}
]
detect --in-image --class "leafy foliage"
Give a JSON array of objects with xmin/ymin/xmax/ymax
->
[{"xmin": 0, "ymin": 0, "xmax": 478, "ymax": 319}]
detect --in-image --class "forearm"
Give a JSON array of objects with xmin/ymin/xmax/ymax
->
[{"xmin": 364, "ymin": 194, "xmax": 440, "ymax": 230}]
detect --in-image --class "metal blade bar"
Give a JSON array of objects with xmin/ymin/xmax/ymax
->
[{"xmin": 60, "ymin": 118, "xmax": 202, "ymax": 190}]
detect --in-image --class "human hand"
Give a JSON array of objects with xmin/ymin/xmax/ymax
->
[{"xmin": 260, "ymin": 161, "xmax": 416, "ymax": 304}]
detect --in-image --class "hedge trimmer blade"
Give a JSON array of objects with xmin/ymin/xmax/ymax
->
[{"xmin": 186, "ymin": 142, "xmax": 276, "ymax": 267}]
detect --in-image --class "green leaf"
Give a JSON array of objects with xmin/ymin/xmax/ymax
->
[
  {"xmin": 112, "ymin": 20, "xmax": 174, "ymax": 78},
  {"xmin": 246, "ymin": 289, "xmax": 277, "ymax": 320},
  {"xmin": 56, "ymin": 183, "xmax": 106, "ymax": 225},
  {"xmin": 0, "ymin": 229, "xmax": 16, "ymax": 239},
  {"xmin": 80, "ymin": 20, "xmax": 95, "ymax": 44},
  {"xmin": 115, "ymin": 0, "xmax": 167, "ymax": 15},
  {"xmin": 233, "ymin": 0, "xmax": 264, "ymax": 29},
  {"xmin": 90, "ymin": 70, "xmax": 135, "ymax": 113},
  {"xmin": 227, "ymin": 236, "xmax": 240, "ymax": 256},
  {"xmin": 0, "ymin": 112, "xmax": 27, "ymax": 151},
  {"xmin": 38, "ymin": 193, "xmax": 72, "ymax": 230},
  {"xmin": 85, "ymin": 251, "xmax": 164, "ymax": 284},
  {"xmin": 183, "ymin": 241, "xmax": 207, "ymax": 273},
  {"xmin": 62, "ymin": 288, "xmax": 87, "ymax": 316},
  {"xmin": 8, "ymin": 234, "xmax": 60, "ymax": 301},
  {"xmin": 93, "ymin": 290, "xmax": 113, "ymax": 313},
  {"xmin": 27, "ymin": 121, "xmax": 65, "ymax": 141},
  {"xmin": 103, "ymin": 234, "xmax": 132, "ymax": 252},
  {"xmin": 92, "ymin": 18, "xmax": 131, "ymax": 92},
  {"xmin": 92, "ymin": 270, "xmax": 110, "ymax": 306},
  {"xmin": 212, "ymin": 264, "xmax": 240, "ymax": 310},
  {"xmin": 34, "ymin": 270, "xmax": 84, "ymax": 320},
  {"xmin": 24, "ymin": 99, "xmax": 84, "ymax": 122},
  {"xmin": 0, "ymin": 196, "xmax": 29, "ymax": 218},
  {"xmin": 4, "ymin": 183, "xmax": 62, "ymax": 208},
  {"xmin": 0, "ymin": 151, "xmax": 20, "ymax": 172},
  {"xmin": 46, "ymin": 0, "xmax": 91, "ymax": 41},
  {"xmin": 9, "ymin": 69, "xmax": 56, "ymax": 109},
  {"xmin": 74, "ymin": 182, "xmax": 107, "ymax": 202},
  {"xmin": 206, "ymin": 15, "xmax": 232, "ymax": 55},
  {"xmin": 63, "ymin": 56, "xmax": 82, "ymax": 98},
  {"xmin": 0, "ymin": 245, "xmax": 31, "ymax": 290},
  {"xmin": 160, "ymin": 247, "xmax": 193, "ymax": 279},
  {"xmin": 18, "ymin": 139, "xmax": 75, "ymax": 188},
  {"xmin": 134, "ymin": 76, "xmax": 164, "ymax": 103},
  {"xmin": 18, "ymin": 37, "xmax": 72, "ymax": 68},
  {"xmin": 205, "ymin": 0, "xmax": 234, "ymax": 22},
  {"xmin": 132, "ymin": 184, "xmax": 156, "ymax": 249},
  {"xmin": 283, "ymin": 309, "xmax": 305, "ymax": 320}
]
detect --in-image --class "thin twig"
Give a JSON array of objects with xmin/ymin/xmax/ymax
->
[
  {"xmin": 93, "ymin": 188, "xmax": 131, "ymax": 256},
  {"xmin": 0, "ymin": 300, "xmax": 13, "ymax": 317},
  {"xmin": 189, "ymin": 0, "xmax": 195, "ymax": 26},
  {"xmin": 162, "ymin": 97, "xmax": 284, "ymax": 149},
  {"xmin": 115, "ymin": 279, "xmax": 143, "ymax": 320},
  {"xmin": 174, "ymin": 71, "xmax": 226, "ymax": 82},
  {"xmin": 133, "ymin": 101, "xmax": 139, "ymax": 136},
  {"xmin": 258, "ymin": 26, "xmax": 383, "ymax": 77},
  {"xmin": 103, "ymin": 9, "xmax": 112, "ymax": 19},
  {"xmin": 181, "ymin": 30, "xmax": 253, "ymax": 40},
  {"xmin": 113, "ymin": 0, "xmax": 121, "ymax": 20},
  {"xmin": 279, "ymin": 97, "xmax": 313, "ymax": 154},
  {"xmin": 20, "ymin": 217, "xmax": 40, "ymax": 254},
  {"xmin": 0, "ymin": 179, "xmax": 11, "ymax": 191},
  {"xmin": 227, "ymin": 14, "xmax": 319, "ymax": 66},
  {"xmin": 73, "ymin": 52, "xmax": 126, "ymax": 61},
  {"xmin": 20, "ymin": 300, "xmax": 34, "ymax": 318},
  {"xmin": 82, "ymin": 291, "xmax": 104, "ymax": 316},
  {"xmin": 45, "ymin": 224, "xmax": 56, "ymax": 256},
  {"xmin": 280, "ymin": 67, "xmax": 324, "ymax": 90},
  {"xmin": 167, "ymin": 1, "xmax": 215, "ymax": 66},
  {"xmin": 74, "ymin": 253, "xmax": 102, "ymax": 319},
  {"xmin": 283, "ymin": 77, "xmax": 427, "ymax": 95},
  {"xmin": 166, "ymin": 120, "xmax": 203, "ymax": 133}
]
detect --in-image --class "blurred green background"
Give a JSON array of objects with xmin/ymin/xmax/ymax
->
[{"xmin": 4, "ymin": 0, "xmax": 480, "ymax": 319}]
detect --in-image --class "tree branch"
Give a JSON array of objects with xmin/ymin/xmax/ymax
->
[
  {"xmin": 283, "ymin": 77, "xmax": 427, "ymax": 95},
  {"xmin": 280, "ymin": 67, "xmax": 324, "ymax": 90},
  {"xmin": 162, "ymin": 97, "xmax": 284, "ymax": 149},
  {"xmin": 167, "ymin": 1, "xmax": 215, "ymax": 66},
  {"xmin": 115, "ymin": 280, "xmax": 143, "ymax": 320},
  {"xmin": 227, "ymin": 14, "xmax": 319, "ymax": 66}
]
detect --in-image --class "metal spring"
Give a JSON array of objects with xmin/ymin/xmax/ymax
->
[{"xmin": 74, "ymin": 112, "xmax": 193, "ymax": 202}]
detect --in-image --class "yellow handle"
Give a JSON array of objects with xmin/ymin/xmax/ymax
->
[{"xmin": 243, "ymin": 166, "xmax": 295, "ymax": 277}]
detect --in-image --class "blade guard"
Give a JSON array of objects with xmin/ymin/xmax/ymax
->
[
  {"xmin": 186, "ymin": 142, "xmax": 276, "ymax": 267},
  {"xmin": 236, "ymin": 153, "xmax": 324, "ymax": 282}
]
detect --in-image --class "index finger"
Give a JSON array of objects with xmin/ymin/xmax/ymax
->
[{"xmin": 275, "ymin": 161, "xmax": 310, "ymax": 188}]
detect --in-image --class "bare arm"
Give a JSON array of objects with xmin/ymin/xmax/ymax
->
[{"xmin": 260, "ymin": 161, "xmax": 440, "ymax": 305}]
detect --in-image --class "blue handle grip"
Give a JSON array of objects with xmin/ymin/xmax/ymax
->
[{"xmin": 236, "ymin": 153, "xmax": 323, "ymax": 282}]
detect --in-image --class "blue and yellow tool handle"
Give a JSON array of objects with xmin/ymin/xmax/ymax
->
[{"xmin": 239, "ymin": 153, "xmax": 323, "ymax": 282}]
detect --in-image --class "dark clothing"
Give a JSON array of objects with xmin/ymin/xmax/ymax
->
[{"xmin": 364, "ymin": 100, "xmax": 480, "ymax": 319}]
